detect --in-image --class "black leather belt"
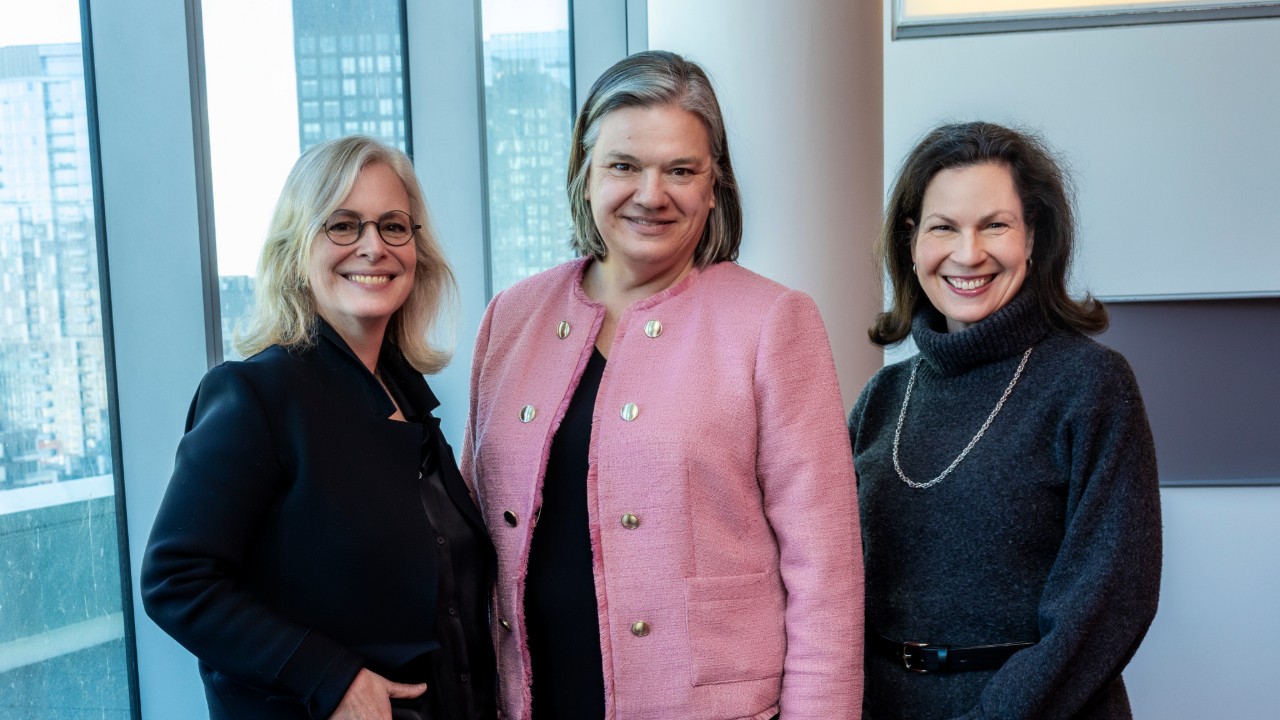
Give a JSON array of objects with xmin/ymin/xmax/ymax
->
[{"xmin": 869, "ymin": 630, "xmax": 1036, "ymax": 674}]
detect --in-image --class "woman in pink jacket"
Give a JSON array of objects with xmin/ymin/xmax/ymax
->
[{"xmin": 463, "ymin": 51, "xmax": 863, "ymax": 719}]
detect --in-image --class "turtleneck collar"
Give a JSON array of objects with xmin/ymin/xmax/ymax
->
[{"xmin": 911, "ymin": 288, "xmax": 1050, "ymax": 376}]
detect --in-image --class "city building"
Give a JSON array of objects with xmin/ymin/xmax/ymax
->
[
  {"xmin": 482, "ymin": 30, "xmax": 574, "ymax": 292},
  {"xmin": 292, "ymin": 0, "xmax": 407, "ymax": 153},
  {"xmin": 0, "ymin": 43, "xmax": 110, "ymax": 489}
]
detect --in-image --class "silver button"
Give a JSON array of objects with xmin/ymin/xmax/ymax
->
[
  {"xmin": 631, "ymin": 620, "xmax": 651, "ymax": 637},
  {"xmin": 621, "ymin": 513, "xmax": 640, "ymax": 530},
  {"xmin": 519, "ymin": 405, "xmax": 536, "ymax": 423},
  {"xmin": 644, "ymin": 320, "xmax": 663, "ymax": 338},
  {"xmin": 620, "ymin": 403, "xmax": 639, "ymax": 422},
  {"xmin": 557, "ymin": 321, "xmax": 571, "ymax": 339}
]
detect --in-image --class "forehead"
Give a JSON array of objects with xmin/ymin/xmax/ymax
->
[
  {"xmin": 921, "ymin": 162, "xmax": 1021, "ymax": 216},
  {"xmin": 341, "ymin": 161, "xmax": 411, "ymax": 207},
  {"xmin": 593, "ymin": 104, "xmax": 712, "ymax": 160}
]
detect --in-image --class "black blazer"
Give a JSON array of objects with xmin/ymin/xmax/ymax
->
[{"xmin": 141, "ymin": 322, "xmax": 495, "ymax": 719}]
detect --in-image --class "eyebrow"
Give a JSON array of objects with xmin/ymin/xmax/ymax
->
[
  {"xmin": 598, "ymin": 151, "xmax": 709, "ymax": 168},
  {"xmin": 922, "ymin": 209, "xmax": 1019, "ymax": 225},
  {"xmin": 331, "ymin": 208, "xmax": 411, "ymax": 218},
  {"xmin": 599, "ymin": 151, "xmax": 639, "ymax": 164}
]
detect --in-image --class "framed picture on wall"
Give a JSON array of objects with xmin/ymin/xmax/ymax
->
[{"xmin": 894, "ymin": 0, "xmax": 1280, "ymax": 38}]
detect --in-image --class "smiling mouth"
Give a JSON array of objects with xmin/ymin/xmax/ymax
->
[
  {"xmin": 946, "ymin": 275, "xmax": 994, "ymax": 291},
  {"xmin": 625, "ymin": 216, "xmax": 673, "ymax": 227},
  {"xmin": 344, "ymin": 273, "xmax": 393, "ymax": 286}
]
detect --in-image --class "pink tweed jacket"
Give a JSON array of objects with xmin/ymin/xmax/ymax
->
[{"xmin": 462, "ymin": 258, "xmax": 863, "ymax": 719}]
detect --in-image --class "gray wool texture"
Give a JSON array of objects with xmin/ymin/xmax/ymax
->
[{"xmin": 849, "ymin": 290, "xmax": 1162, "ymax": 720}]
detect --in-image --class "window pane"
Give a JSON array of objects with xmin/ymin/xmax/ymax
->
[
  {"xmin": 0, "ymin": 2, "xmax": 132, "ymax": 717},
  {"xmin": 203, "ymin": 0, "xmax": 408, "ymax": 361},
  {"xmin": 481, "ymin": 0, "xmax": 574, "ymax": 293}
]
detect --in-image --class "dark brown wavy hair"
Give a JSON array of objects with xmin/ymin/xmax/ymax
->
[{"xmin": 870, "ymin": 121, "xmax": 1107, "ymax": 346}]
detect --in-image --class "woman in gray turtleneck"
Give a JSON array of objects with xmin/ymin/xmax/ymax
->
[{"xmin": 849, "ymin": 122, "xmax": 1161, "ymax": 720}]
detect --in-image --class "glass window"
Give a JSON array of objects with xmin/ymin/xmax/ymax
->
[
  {"xmin": 480, "ymin": 0, "xmax": 575, "ymax": 294},
  {"xmin": 201, "ymin": 0, "xmax": 409, "ymax": 361},
  {"xmin": 0, "ymin": 1, "xmax": 132, "ymax": 717}
]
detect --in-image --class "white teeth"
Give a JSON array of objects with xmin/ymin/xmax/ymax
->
[
  {"xmin": 948, "ymin": 276, "xmax": 991, "ymax": 291},
  {"xmin": 347, "ymin": 274, "xmax": 391, "ymax": 286}
]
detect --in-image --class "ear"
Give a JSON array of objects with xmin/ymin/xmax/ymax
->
[{"xmin": 1025, "ymin": 227, "xmax": 1035, "ymax": 260}]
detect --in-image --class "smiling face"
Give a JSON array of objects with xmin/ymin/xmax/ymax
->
[
  {"xmin": 911, "ymin": 162, "xmax": 1033, "ymax": 333},
  {"xmin": 585, "ymin": 104, "xmax": 716, "ymax": 284},
  {"xmin": 308, "ymin": 161, "xmax": 416, "ymax": 349}
]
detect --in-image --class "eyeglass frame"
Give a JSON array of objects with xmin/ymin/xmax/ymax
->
[{"xmin": 322, "ymin": 209, "xmax": 421, "ymax": 247}]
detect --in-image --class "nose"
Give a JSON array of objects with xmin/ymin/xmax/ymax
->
[
  {"xmin": 951, "ymin": 228, "xmax": 986, "ymax": 266},
  {"xmin": 632, "ymin": 169, "xmax": 668, "ymax": 209},
  {"xmin": 354, "ymin": 220, "xmax": 388, "ymax": 257}
]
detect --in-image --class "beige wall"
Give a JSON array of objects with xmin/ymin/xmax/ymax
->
[{"xmin": 648, "ymin": 0, "xmax": 886, "ymax": 408}]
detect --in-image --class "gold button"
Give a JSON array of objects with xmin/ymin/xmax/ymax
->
[
  {"xmin": 621, "ymin": 513, "xmax": 640, "ymax": 529},
  {"xmin": 519, "ymin": 405, "xmax": 536, "ymax": 423},
  {"xmin": 630, "ymin": 621, "xmax": 651, "ymax": 637},
  {"xmin": 556, "ymin": 321, "xmax": 571, "ymax": 339},
  {"xmin": 503, "ymin": 510, "xmax": 518, "ymax": 527},
  {"xmin": 644, "ymin": 320, "xmax": 663, "ymax": 338},
  {"xmin": 499, "ymin": 618, "xmax": 513, "ymax": 632},
  {"xmin": 620, "ymin": 403, "xmax": 639, "ymax": 422}
]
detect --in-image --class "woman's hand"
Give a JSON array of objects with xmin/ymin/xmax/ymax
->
[{"xmin": 330, "ymin": 668, "xmax": 426, "ymax": 720}]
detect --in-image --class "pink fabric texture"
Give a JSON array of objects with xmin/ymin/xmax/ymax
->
[{"xmin": 462, "ymin": 258, "xmax": 864, "ymax": 719}]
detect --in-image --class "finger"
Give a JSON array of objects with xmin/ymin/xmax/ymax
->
[{"xmin": 385, "ymin": 681, "xmax": 428, "ymax": 699}]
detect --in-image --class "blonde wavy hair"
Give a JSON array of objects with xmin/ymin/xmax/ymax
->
[{"xmin": 235, "ymin": 135, "xmax": 456, "ymax": 373}]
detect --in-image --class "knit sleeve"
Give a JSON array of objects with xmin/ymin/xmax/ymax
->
[
  {"xmin": 955, "ymin": 349, "xmax": 1162, "ymax": 720},
  {"xmin": 754, "ymin": 290, "xmax": 865, "ymax": 718},
  {"xmin": 847, "ymin": 370, "xmax": 884, "ymax": 485},
  {"xmin": 140, "ymin": 364, "xmax": 363, "ymax": 718}
]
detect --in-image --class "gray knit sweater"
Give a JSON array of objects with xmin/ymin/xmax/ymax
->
[{"xmin": 848, "ymin": 291, "xmax": 1161, "ymax": 720}]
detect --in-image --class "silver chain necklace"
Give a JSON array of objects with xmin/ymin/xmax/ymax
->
[{"xmin": 892, "ymin": 346, "xmax": 1034, "ymax": 489}]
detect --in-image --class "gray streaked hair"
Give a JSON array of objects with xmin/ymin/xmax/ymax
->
[{"xmin": 567, "ymin": 50, "xmax": 743, "ymax": 266}]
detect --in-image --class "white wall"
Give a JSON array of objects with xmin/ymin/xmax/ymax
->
[
  {"xmin": 1127, "ymin": 486, "xmax": 1280, "ymax": 716},
  {"xmin": 883, "ymin": 6, "xmax": 1280, "ymax": 716},
  {"xmin": 648, "ymin": 0, "xmax": 885, "ymax": 406},
  {"xmin": 884, "ymin": 13, "xmax": 1280, "ymax": 300}
]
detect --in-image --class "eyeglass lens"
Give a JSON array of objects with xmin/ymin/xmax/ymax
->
[{"xmin": 324, "ymin": 210, "xmax": 415, "ymax": 246}]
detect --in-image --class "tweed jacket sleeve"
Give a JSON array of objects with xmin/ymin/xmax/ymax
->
[
  {"xmin": 753, "ymin": 289, "xmax": 865, "ymax": 717},
  {"xmin": 954, "ymin": 349, "xmax": 1162, "ymax": 720}
]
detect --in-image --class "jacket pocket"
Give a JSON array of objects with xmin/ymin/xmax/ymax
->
[{"xmin": 685, "ymin": 571, "xmax": 786, "ymax": 686}]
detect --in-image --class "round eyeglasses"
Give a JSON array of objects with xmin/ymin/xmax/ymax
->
[{"xmin": 323, "ymin": 210, "xmax": 420, "ymax": 246}]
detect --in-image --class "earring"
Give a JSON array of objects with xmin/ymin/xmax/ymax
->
[
  {"xmin": 911, "ymin": 263, "xmax": 917, "ymax": 274},
  {"xmin": 1026, "ymin": 257, "xmax": 1033, "ymax": 269}
]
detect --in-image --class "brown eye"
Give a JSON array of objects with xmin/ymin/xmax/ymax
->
[{"xmin": 325, "ymin": 211, "xmax": 360, "ymax": 233}]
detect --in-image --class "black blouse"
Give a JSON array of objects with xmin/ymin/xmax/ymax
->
[
  {"xmin": 524, "ymin": 348, "xmax": 607, "ymax": 719},
  {"xmin": 384, "ymin": 370, "xmax": 497, "ymax": 720}
]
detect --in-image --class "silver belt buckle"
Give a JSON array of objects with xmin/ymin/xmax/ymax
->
[{"xmin": 902, "ymin": 641, "xmax": 930, "ymax": 673}]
